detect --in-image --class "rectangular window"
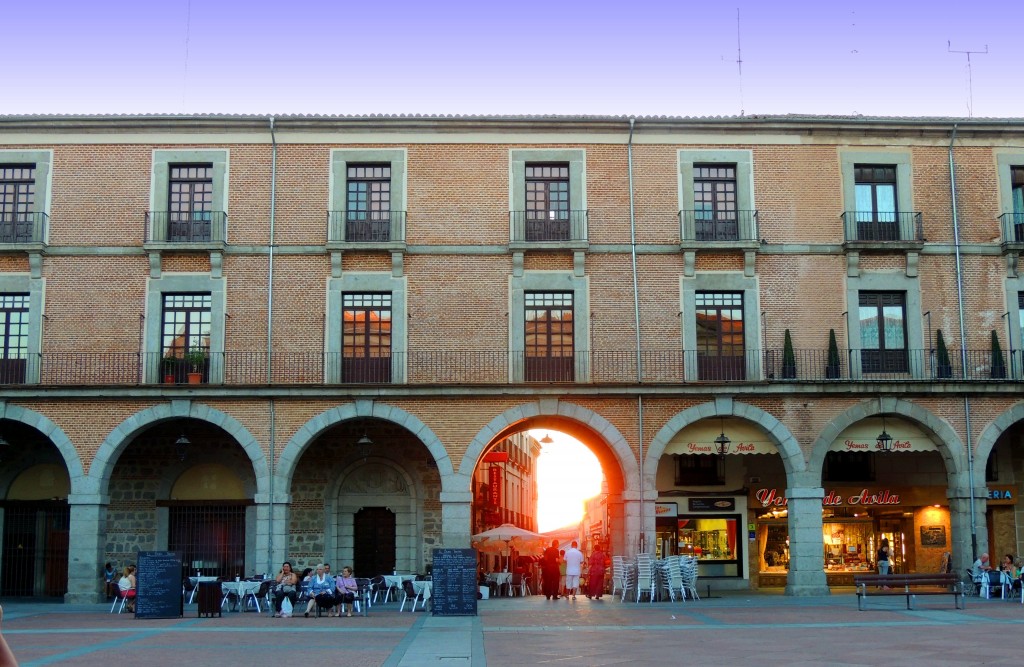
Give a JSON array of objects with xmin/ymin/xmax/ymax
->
[
  {"xmin": 346, "ymin": 164, "xmax": 392, "ymax": 241},
  {"xmin": 343, "ymin": 292, "xmax": 392, "ymax": 383},
  {"xmin": 0, "ymin": 294, "xmax": 29, "ymax": 384},
  {"xmin": 168, "ymin": 164, "xmax": 214, "ymax": 242},
  {"xmin": 161, "ymin": 293, "xmax": 212, "ymax": 383},
  {"xmin": 524, "ymin": 291, "xmax": 574, "ymax": 382},
  {"xmin": 0, "ymin": 165, "xmax": 35, "ymax": 243},
  {"xmin": 674, "ymin": 455, "xmax": 725, "ymax": 485},
  {"xmin": 695, "ymin": 292, "xmax": 745, "ymax": 381},
  {"xmin": 693, "ymin": 164, "xmax": 738, "ymax": 241},
  {"xmin": 525, "ymin": 163, "xmax": 570, "ymax": 241},
  {"xmin": 1012, "ymin": 166, "xmax": 1024, "ymax": 242},
  {"xmin": 858, "ymin": 291, "xmax": 907, "ymax": 373},
  {"xmin": 854, "ymin": 165, "xmax": 898, "ymax": 240}
]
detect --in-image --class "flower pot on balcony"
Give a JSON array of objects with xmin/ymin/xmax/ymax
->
[
  {"xmin": 187, "ymin": 372, "xmax": 203, "ymax": 384},
  {"xmin": 164, "ymin": 374, "xmax": 176, "ymax": 384}
]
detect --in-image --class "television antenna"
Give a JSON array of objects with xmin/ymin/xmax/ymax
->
[
  {"xmin": 736, "ymin": 8, "xmax": 745, "ymax": 116},
  {"xmin": 947, "ymin": 41, "xmax": 988, "ymax": 118}
]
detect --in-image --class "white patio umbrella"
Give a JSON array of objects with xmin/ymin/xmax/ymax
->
[{"xmin": 471, "ymin": 523, "xmax": 547, "ymax": 570}]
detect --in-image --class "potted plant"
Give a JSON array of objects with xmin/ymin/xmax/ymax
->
[
  {"xmin": 990, "ymin": 330, "xmax": 1006, "ymax": 379},
  {"xmin": 935, "ymin": 330, "xmax": 952, "ymax": 379},
  {"xmin": 185, "ymin": 347, "xmax": 208, "ymax": 384},
  {"xmin": 162, "ymin": 351, "xmax": 179, "ymax": 384},
  {"xmin": 781, "ymin": 329, "xmax": 797, "ymax": 379},
  {"xmin": 825, "ymin": 329, "xmax": 841, "ymax": 379}
]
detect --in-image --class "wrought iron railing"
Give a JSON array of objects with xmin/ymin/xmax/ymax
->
[
  {"xmin": 145, "ymin": 210, "xmax": 227, "ymax": 243},
  {"xmin": 510, "ymin": 210, "xmax": 588, "ymax": 243},
  {"xmin": 0, "ymin": 212, "xmax": 48, "ymax": 244},
  {"xmin": 679, "ymin": 209, "xmax": 759, "ymax": 243},
  {"xmin": 998, "ymin": 212, "xmax": 1024, "ymax": 244},
  {"xmin": 841, "ymin": 210, "xmax": 923, "ymax": 243},
  {"xmin": 5, "ymin": 348, "xmax": 1019, "ymax": 386},
  {"xmin": 327, "ymin": 210, "xmax": 406, "ymax": 243}
]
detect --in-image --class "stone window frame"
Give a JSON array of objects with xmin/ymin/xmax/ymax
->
[
  {"xmin": 326, "ymin": 272, "xmax": 407, "ymax": 384},
  {"xmin": 144, "ymin": 274, "xmax": 226, "ymax": 383},
  {"xmin": 509, "ymin": 149, "xmax": 587, "ymax": 244},
  {"xmin": 1006, "ymin": 275, "xmax": 1024, "ymax": 380},
  {"xmin": 0, "ymin": 149, "xmax": 53, "ymax": 244},
  {"xmin": 845, "ymin": 271, "xmax": 923, "ymax": 380},
  {"xmin": 680, "ymin": 273, "xmax": 762, "ymax": 382},
  {"xmin": 149, "ymin": 150, "xmax": 230, "ymax": 242},
  {"xmin": 329, "ymin": 149, "xmax": 407, "ymax": 244},
  {"xmin": 995, "ymin": 151, "xmax": 1024, "ymax": 215},
  {"xmin": 0, "ymin": 273, "xmax": 44, "ymax": 384},
  {"xmin": 509, "ymin": 271, "xmax": 590, "ymax": 382},
  {"xmin": 839, "ymin": 149, "xmax": 913, "ymax": 239},
  {"xmin": 678, "ymin": 150, "xmax": 755, "ymax": 242}
]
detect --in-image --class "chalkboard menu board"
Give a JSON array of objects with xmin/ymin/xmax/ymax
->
[
  {"xmin": 136, "ymin": 551, "xmax": 184, "ymax": 619},
  {"xmin": 431, "ymin": 548, "xmax": 477, "ymax": 616}
]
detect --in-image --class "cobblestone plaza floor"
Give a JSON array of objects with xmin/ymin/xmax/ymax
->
[{"xmin": 2, "ymin": 589, "xmax": 1022, "ymax": 666}]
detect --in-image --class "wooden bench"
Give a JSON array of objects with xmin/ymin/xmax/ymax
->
[{"xmin": 853, "ymin": 573, "xmax": 965, "ymax": 611}]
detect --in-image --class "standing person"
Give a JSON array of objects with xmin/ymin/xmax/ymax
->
[
  {"xmin": 541, "ymin": 540, "xmax": 561, "ymax": 600},
  {"xmin": 877, "ymin": 538, "xmax": 891, "ymax": 575},
  {"xmin": 586, "ymin": 544, "xmax": 608, "ymax": 600},
  {"xmin": 272, "ymin": 562, "xmax": 299, "ymax": 618},
  {"xmin": 563, "ymin": 541, "xmax": 584, "ymax": 601}
]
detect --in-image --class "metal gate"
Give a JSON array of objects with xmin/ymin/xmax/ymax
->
[
  {"xmin": 1, "ymin": 501, "xmax": 70, "ymax": 597},
  {"xmin": 167, "ymin": 503, "xmax": 247, "ymax": 580}
]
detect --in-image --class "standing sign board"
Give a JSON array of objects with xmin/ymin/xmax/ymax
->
[
  {"xmin": 136, "ymin": 551, "xmax": 184, "ymax": 619},
  {"xmin": 431, "ymin": 548, "xmax": 477, "ymax": 616}
]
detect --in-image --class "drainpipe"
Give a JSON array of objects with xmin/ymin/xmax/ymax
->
[
  {"xmin": 627, "ymin": 117, "xmax": 646, "ymax": 553},
  {"xmin": 948, "ymin": 123, "xmax": 977, "ymax": 560},
  {"xmin": 267, "ymin": 116, "xmax": 279, "ymax": 571}
]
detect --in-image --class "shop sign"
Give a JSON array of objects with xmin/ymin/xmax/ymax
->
[
  {"xmin": 655, "ymin": 502, "xmax": 678, "ymax": 517},
  {"xmin": 483, "ymin": 451, "xmax": 509, "ymax": 463},
  {"xmin": 664, "ymin": 421, "xmax": 780, "ymax": 456},
  {"xmin": 688, "ymin": 497, "xmax": 736, "ymax": 512},
  {"xmin": 827, "ymin": 418, "xmax": 936, "ymax": 453},
  {"xmin": 488, "ymin": 466, "xmax": 501, "ymax": 506},
  {"xmin": 754, "ymin": 487, "xmax": 905, "ymax": 508},
  {"xmin": 986, "ymin": 486, "xmax": 1016, "ymax": 505}
]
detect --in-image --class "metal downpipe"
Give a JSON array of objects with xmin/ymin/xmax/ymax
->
[
  {"xmin": 948, "ymin": 123, "xmax": 977, "ymax": 560},
  {"xmin": 267, "ymin": 116, "xmax": 279, "ymax": 571},
  {"xmin": 627, "ymin": 117, "xmax": 646, "ymax": 553}
]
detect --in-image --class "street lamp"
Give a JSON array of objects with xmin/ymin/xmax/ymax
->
[
  {"xmin": 876, "ymin": 415, "xmax": 893, "ymax": 453},
  {"xmin": 539, "ymin": 433, "xmax": 554, "ymax": 444},
  {"xmin": 357, "ymin": 434, "xmax": 374, "ymax": 460},
  {"xmin": 174, "ymin": 434, "xmax": 191, "ymax": 461},
  {"xmin": 714, "ymin": 419, "xmax": 731, "ymax": 457}
]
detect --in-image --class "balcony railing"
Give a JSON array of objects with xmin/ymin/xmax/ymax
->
[
  {"xmin": 3, "ymin": 348, "xmax": 1020, "ymax": 386},
  {"xmin": 327, "ymin": 210, "xmax": 406, "ymax": 243},
  {"xmin": 841, "ymin": 211, "xmax": 923, "ymax": 243},
  {"xmin": 145, "ymin": 211, "xmax": 227, "ymax": 243},
  {"xmin": 0, "ymin": 212, "xmax": 48, "ymax": 244},
  {"xmin": 679, "ymin": 210, "xmax": 759, "ymax": 243},
  {"xmin": 510, "ymin": 210, "xmax": 588, "ymax": 243},
  {"xmin": 998, "ymin": 212, "xmax": 1024, "ymax": 244}
]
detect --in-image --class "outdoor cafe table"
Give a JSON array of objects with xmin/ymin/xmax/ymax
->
[
  {"xmin": 220, "ymin": 580, "xmax": 263, "ymax": 612},
  {"xmin": 382, "ymin": 574, "xmax": 416, "ymax": 602},
  {"xmin": 412, "ymin": 580, "xmax": 433, "ymax": 600},
  {"xmin": 487, "ymin": 572, "xmax": 512, "ymax": 596},
  {"xmin": 187, "ymin": 576, "xmax": 218, "ymax": 603}
]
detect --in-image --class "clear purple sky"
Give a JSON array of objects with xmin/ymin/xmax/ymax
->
[{"xmin": 5, "ymin": 0, "xmax": 1021, "ymax": 117}]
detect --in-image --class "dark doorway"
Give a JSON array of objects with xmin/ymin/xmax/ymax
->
[
  {"xmin": 167, "ymin": 502, "xmax": 247, "ymax": 580},
  {"xmin": 353, "ymin": 507, "xmax": 396, "ymax": 577},
  {"xmin": 1, "ymin": 501, "xmax": 70, "ymax": 597}
]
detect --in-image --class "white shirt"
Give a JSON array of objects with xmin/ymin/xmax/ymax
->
[{"xmin": 564, "ymin": 547, "xmax": 584, "ymax": 576}]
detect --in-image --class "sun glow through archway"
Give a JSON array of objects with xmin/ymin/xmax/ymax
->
[{"xmin": 530, "ymin": 430, "xmax": 604, "ymax": 533}]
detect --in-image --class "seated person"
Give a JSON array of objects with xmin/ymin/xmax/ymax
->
[
  {"xmin": 304, "ymin": 564, "xmax": 337, "ymax": 617},
  {"xmin": 973, "ymin": 553, "xmax": 999, "ymax": 588},
  {"xmin": 1000, "ymin": 554, "xmax": 1020, "ymax": 590},
  {"xmin": 272, "ymin": 561, "xmax": 299, "ymax": 617},
  {"xmin": 103, "ymin": 562, "xmax": 118, "ymax": 600},
  {"xmin": 118, "ymin": 565, "xmax": 137, "ymax": 612},
  {"xmin": 334, "ymin": 566, "xmax": 359, "ymax": 617}
]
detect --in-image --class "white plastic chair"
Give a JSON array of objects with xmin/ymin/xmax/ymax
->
[
  {"xmin": 610, "ymin": 556, "xmax": 626, "ymax": 600},
  {"xmin": 399, "ymin": 579, "xmax": 422, "ymax": 612},
  {"xmin": 635, "ymin": 554, "xmax": 655, "ymax": 603}
]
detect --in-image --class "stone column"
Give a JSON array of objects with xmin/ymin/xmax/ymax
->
[
  {"xmin": 622, "ymin": 490, "xmax": 654, "ymax": 556},
  {"xmin": 254, "ymin": 491, "xmax": 291, "ymax": 575},
  {"xmin": 440, "ymin": 490, "xmax": 473, "ymax": 549},
  {"xmin": 606, "ymin": 495, "xmax": 625, "ymax": 557},
  {"xmin": 65, "ymin": 493, "xmax": 108, "ymax": 603},
  {"xmin": 948, "ymin": 481, "xmax": 986, "ymax": 574},
  {"xmin": 784, "ymin": 480, "xmax": 829, "ymax": 596}
]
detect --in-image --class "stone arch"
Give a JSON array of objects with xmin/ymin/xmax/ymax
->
[
  {"xmin": 277, "ymin": 400, "xmax": 452, "ymax": 495},
  {"xmin": 0, "ymin": 403, "xmax": 85, "ymax": 495},
  {"xmin": 806, "ymin": 397, "xmax": 963, "ymax": 481},
  {"xmin": 455, "ymin": 399, "xmax": 639, "ymax": 496},
  {"xmin": 644, "ymin": 398, "xmax": 806, "ymax": 478},
  {"xmin": 88, "ymin": 401, "xmax": 269, "ymax": 497},
  {"xmin": 972, "ymin": 400, "xmax": 1024, "ymax": 489}
]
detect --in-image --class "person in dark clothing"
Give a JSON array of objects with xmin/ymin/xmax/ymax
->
[{"xmin": 542, "ymin": 539, "xmax": 561, "ymax": 600}]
